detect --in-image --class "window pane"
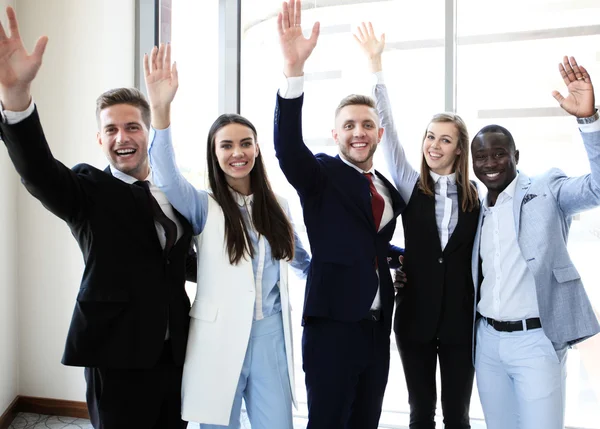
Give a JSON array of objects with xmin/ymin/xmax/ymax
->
[
  {"xmin": 241, "ymin": 1, "xmax": 445, "ymax": 426},
  {"xmin": 457, "ymin": 1, "xmax": 600, "ymax": 427}
]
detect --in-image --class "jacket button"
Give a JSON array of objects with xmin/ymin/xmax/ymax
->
[{"xmin": 438, "ymin": 257, "xmax": 443, "ymax": 264}]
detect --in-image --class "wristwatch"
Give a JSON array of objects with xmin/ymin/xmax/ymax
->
[{"xmin": 577, "ymin": 109, "xmax": 599, "ymax": 124}]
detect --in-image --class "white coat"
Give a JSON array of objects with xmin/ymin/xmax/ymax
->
[{"xmin": 181, "ymin": 195, "xmax": 297, "ymax": 425}]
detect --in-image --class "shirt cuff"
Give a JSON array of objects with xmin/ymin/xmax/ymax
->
[
  {"xmin": 278, "ymin": 75, "xmax": 304, "ymax": 99},
  {"xmin": 373, "ymin": 71, "xmax": 385, "ymax": 85},
  {"xmin": 2, "ymin": 99, "xmax": 35, "ymax": 125},
  {"xmin": 579, "ymin": 117, "xmax": 600, "ymax": 133}
]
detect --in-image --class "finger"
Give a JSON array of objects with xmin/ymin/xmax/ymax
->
[
  {"xmin": 579, "ymin": 65, "xmax": 592, "ymax": 85},
  {"xmin": 356, "ymin": 23, "xmax": 365, "ymax": 41},
  {"xmin": 6, "ymin": 6, "xmax": 20, "ymax": 40},
  {"xmin": 281, "ymin": 2, "xmax": 290, "ymax": 31},
  {"xmin": 399, "ymin": 255, "xmax": 404, "ymax": 265},
  {"xmin": 171, "ymin": 61, "xmax": 179, "ymax": 87},
  {"xmin": 288, "ymin": 0, "xmax": 295, "ymax": 29},
  {"xmin": 150, "ymin": 45, "xmax": 158, "ymax": 73},
  {"xmin": 165, "ymin": 43, "xmax": 172, "ymax": 72},
  {"xmin": 558, "ymin": 62, "xmax": 570, "ymax": 87},
  {"xmin": 367, "ymin": 22, "xmax": 375, "ymax": 38},
  {"xmin": 157, "ymin": 43, "xmax": 166, "ymax": 70},
  {"xmin": 562, "ymin": 55, "xmax": 576, "ymax": 82},
  {"xmin": 352, "ymin": 33, "xmax": 361, "ymax": 45},
  {"xmin": 143, "ymin": 53, "xmax": 150, "ymax": 77},
  {"xmin": 552, "ymin": 90, "xmax": 565, "ymax": 106},
  {"xmin": 277, "ymin": 12, "xmax": 284, "ymax": 36},
  {"xmin": 381, "ymin": 33, "xmax": 386, "ymax": 45},
  {"xmin": 295, "ymin": 0, "xmax": 301, "ymax": 27},
  {"xmin": 569, "ymin": 56, "xmax": 585, "ymax": 81},
  {"xmin": 31, "ymin": 36, "xmax": 48, "ymax": 62}
]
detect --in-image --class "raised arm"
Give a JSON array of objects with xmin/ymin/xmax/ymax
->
[
  {"xmin": 0, "ymin": 7, "xmax": 92, "ymax": 224},
  {"xmin": 354, "ymin": 22, "xmax": 418, "ymax": 202},
  {"xmin": 549, "ymin": 56, "xmax": 600, "ymax": 214},
  {"xmin": 274, "ymin": 0, "xmax": 325, "ymax": 196},
  {"xmin": 145, "ymin": 44, "xmax": 208, "ymax": 235}
]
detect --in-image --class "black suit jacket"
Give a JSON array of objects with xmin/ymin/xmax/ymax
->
[
  {"xmin": 274, "ymin": 94, "xmax": 406, "ymax": 333},
  {"xmin": 0, "ymin": 109, "xmax": 194, "ymax": 368},
  {"xmin": 395, "ymin": 182, "xmax": 479, "ymax": 344}
]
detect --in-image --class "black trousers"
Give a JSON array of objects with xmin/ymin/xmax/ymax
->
[
  {"xmin": 84, "ymin": 341, "xmax": 187, "ymax": 429},
  {"xmin": 303, "ymin": 317, "xmax": 390, "ymax": 429},
  {"xmin": 396, "ymin": 335, "xmax": 474, "ymax": 429}
]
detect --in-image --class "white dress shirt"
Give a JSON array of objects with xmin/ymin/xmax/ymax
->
[{"xmin": 478, "ymin": 174, "xmax": 540, "ymax": 321}]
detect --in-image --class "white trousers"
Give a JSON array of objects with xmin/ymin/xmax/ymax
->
[{"xmin": 475, "ymin": 318, "xmax": 568, "ymax": 429}]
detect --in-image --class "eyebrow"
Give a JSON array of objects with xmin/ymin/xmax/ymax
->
[
  {"xmin": 218, "ymin": 137, "xmax": 254, "ymax": 144},
  {"xmin": 427, "ymin": 131, "xmax": 453, "ymax": 139},
  {"xmin": 103, "ymin": 122, "xmax": 141, "ymax": 130}
]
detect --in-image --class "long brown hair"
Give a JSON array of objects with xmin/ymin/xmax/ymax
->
[
  {"xmin": 418, "ymin": 113, "xmax": 479, "ymax": 212},
  {"xmin": 206, "ymin": 114, "xmax": 295, "ymax": 264}
]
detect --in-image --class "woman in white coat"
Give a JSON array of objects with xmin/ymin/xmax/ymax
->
[{"xmin": 150, "ymin": 110, "xmax": 310, "ymax": 427}]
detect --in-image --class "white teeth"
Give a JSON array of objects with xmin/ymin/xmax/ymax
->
[
  {"xmin": 486, "ymin": 172, "xmax": 500, "ymax": 178},
  {"xmin": 429, "ymin": 152, "xmax": 442, "ymax": 159},
  {"xmin": 352, "ymin": 143, "xmax": 367, "ymax": 148},
  {"xmin": 231, "ymin": 162, "xmax": 247, "ymax": 167},
  {"xmin": 116, "ymin": 149, "xmax": 135, "ymax": 155}
]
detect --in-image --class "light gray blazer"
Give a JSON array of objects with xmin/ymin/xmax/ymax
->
[{"xmin": 471, "ymin": 128, "xmax": 600, "ymax": 347}]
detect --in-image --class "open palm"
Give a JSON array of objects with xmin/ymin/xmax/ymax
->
[
  {"xmin": 0, "ymin": 7, "xmax": 47, "ymax": 90},
  {"xmin": 277, "ymin": 0, "xmax": 320, "ymax": 76},
  {"xmin": 552, "ymin": 56, "xmax": 596, "ymax": 118},
  {"xmin": 354, "ymin": 22, "xmax": 385, "ymax": 59},
  {"xmin": 144, "ymin": 43, "xmax": 178, "ymax": 108}
]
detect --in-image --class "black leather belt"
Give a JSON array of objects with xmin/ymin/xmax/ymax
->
[
  {"xmin": 363, "ymin": 309, "xmax": 381, "ymax": 322},
  {"xmin": 484, "ymin": 316, "xmax": 541, "ymax": 332}
]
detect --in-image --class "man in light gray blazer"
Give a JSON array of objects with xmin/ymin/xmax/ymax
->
[{"xmin": 470, "ymin": 55, "xmax": 600, "ymax": 429}]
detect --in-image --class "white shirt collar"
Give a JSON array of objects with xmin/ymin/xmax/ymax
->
[
  {"xmin": 339, "ymin": 155, "xmax": 375, "ymax": 175},
  {"xmin": 229, "ymin": 188, "xmax": 254, "ymax": 207},
  {"xmin": 483, "ymin": 173, "xmax": 519, "ymax": 209},
  {"xmin": 110, "ymin": 165, "xmax": 152, "ymax": 185},
  {"xmin": 429, "ymin": 171, "xmax": 456, "ymax": 185}
]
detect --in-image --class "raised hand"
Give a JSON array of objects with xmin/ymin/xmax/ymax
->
[
  {"xmin": 552, "ymin": 56, "xmax": 596, "ymax": 118},
  {"xmin": 0, "ymin": 7, "xmax": 48, "ymax": 111},
  {"xmin": 353, "ymin": 22, "xmax": 385, "ymax": 73},
  {"xmin": 144, "ymin": 43, "xmax": 178, "ymax": 129},
  {"xmin": 277, "ymin": 0, "xmax": 320, "ymax": 77}
]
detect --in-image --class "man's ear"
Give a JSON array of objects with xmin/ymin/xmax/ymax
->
[
  {"xmin": 97, "ymin": 132, "xmax": 102, "ymax": 147},
  {"xmin": 331, "ymin": 129, "xmax": 338, "ymax": 145},
  {"xmin": 515, "ymin": 149, "xmax": 520, "ymax": 165},
  {"xmin": 378, "ymin": 127, "xmax": 384, "ymax": 141}
]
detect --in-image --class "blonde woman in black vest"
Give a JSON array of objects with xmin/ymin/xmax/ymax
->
[{"xmin": 356, "ymin": 23, "xmax": 480, "ymax": 429}]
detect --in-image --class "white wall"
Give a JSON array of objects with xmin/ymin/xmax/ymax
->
[
  {"xmin": 15, "ymin": 0, "xmax": 135, "ymax": 400},
  {"xmin": 0, "ymin": 0, "xmax": 18, "ymax": 412}
]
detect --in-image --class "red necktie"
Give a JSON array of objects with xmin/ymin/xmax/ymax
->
[{"xmin": 364, "ymin": 173, "xmax": 385, "ymax": 231}]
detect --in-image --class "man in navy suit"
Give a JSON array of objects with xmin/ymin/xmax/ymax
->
[{"xmin": 274, "ymin": 2, "xmax": 406, "ymax": 428}]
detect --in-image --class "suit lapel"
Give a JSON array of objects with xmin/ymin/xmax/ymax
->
[
  {"xmin": 374, "ymin": 170, "xmax": 405, "ymax": 223},
  {"xmin": 513, "ymin": 173, "xmax": 532, "ymax": 236}
]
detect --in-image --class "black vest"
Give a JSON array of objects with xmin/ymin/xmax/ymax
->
[{"xmin": 394, "ymin": 182, "xmax": 480, "ymax": 344}]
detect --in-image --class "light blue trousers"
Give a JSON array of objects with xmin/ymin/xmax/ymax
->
[
  {"xmin": 475, "ymin": 318, "xmax": 568, "ymax": 429},
  {"xmin": 201, "ymin": 311, "xmax": 293, "ymax": 429}
]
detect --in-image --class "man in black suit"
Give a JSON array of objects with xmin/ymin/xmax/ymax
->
[
  {"xmin": 0, "ymin": 8, "xmax": 194, "ymax": 429},
  {"xmin": 274, "ymin": 2, "xmax": 406, "ymax": 428}
]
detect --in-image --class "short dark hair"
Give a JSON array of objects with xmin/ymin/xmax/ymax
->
[
  {"xmin": 334, "ymin": 94, "xmax": 377, "ymax": 119},
  {"xmin": 472, "ymin": 124, "xmax": 516, "ymax": 152},
  {"xmin": 95, "ymin": 88, "xmax": 151, "ymax": 129}
]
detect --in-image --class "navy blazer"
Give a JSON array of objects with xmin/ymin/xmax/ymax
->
[{"xmin": 274, "ymin": 94, "xmax": 406, "ymax": 332}]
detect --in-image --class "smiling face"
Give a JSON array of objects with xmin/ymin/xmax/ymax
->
[
  {"xmin": 422, "ymin": 121, "xmax": 461, "ymax": 175},
  {"xmin": 471, "ymin": 131, "xmax": 519, "ymax": 203},
  {"xmin": 332, "ymin": 104, "xmax": 383, "ymax": 171},
  {"xmin": 214, "ymin": 123, "xmax": 259, "ymax": 193},
  {"xmin": 97, "ymin": 103, "xmax": 150, "ymax": 180}
]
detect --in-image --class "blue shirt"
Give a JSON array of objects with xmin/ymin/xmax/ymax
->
[{"xmin": 148, "ymin": 127, "xmax": 311, "ymax": 320}]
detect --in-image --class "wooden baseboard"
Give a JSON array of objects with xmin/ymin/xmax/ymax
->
[
  {"xmin": 0, "ymin": 397, "xmax": 19, "ymax": 429},
  {"xmin": 0, "ymin": 396, "xmax": 89, "ymax": 428},
  {"xmin": 17, "ymin": 396, "xmax": 89, "ymax": 420}
]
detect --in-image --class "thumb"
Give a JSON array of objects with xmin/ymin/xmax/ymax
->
[
  {"xmin": 399, "ymin": 255, "xmax": 404, "ymax": 265},
  {"xmin": 381, "ymin": 33, "xmax": 386, "ymax": 44},
  {"xmin": 310, "ymin": 21, "xmax": 320, "ymax": 45},
  {"xmin": 552, "ymin": 90, "xmax": 565, "ymax": 106},
  {"xmin": 32, "ymin": 36, "xmax": 48, "ymax": 62}
]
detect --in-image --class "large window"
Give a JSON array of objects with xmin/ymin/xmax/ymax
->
[{"xmin": 160, "ymin": 0, "xmax": 600, "ymax": 427}]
